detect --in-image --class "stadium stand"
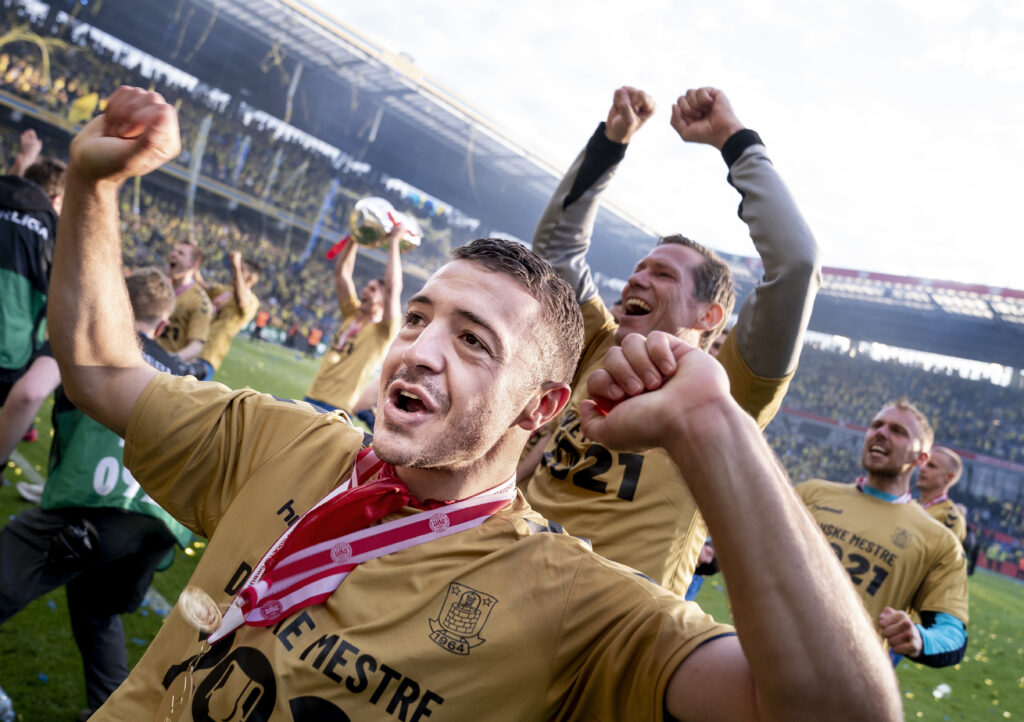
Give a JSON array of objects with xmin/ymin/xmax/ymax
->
[{"xmin": 2, "ymin": 0, "xmax": 1020, "ymax": 552}]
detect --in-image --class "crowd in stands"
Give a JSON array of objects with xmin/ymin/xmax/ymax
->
[
  {"xmin": 781, "ymin": 345, "xmax": 1024, "ymax": 463},
  {"xmin": 1, "ymin": 3, "xmax": 469, "ymax": 270}
]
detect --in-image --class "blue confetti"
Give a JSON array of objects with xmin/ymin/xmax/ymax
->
[
  {"xmin": 37, "ymin": 673, "xmax": 48, "ymax": 683},
  {"xmin": 155, "ymin": 609, "xmax": 168, "ymax": 618},
  {"xmin": 47, "ymin": 599, "xmax": 57, "ymax": 611},
  {"xmin": 139, "ymin": 609, "xmax": 149, "ymax": 617},
  {"xmin": 131, "ymin": 637, "xmax": 147, "ymax": 646},
  {"xmin": 7, "ymin": 515, "xmax": 14, "ymax": 522}
]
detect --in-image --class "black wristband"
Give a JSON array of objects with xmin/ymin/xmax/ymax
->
[{"xmin": 720, "ymin": 129, "xmax": 763, "ymax": 167}]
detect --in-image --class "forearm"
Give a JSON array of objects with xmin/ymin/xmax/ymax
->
[
  {"xmin": 176, "ymin": 338, "xmax": 204, "ymax": 362},
  {"xmin": 531, "ymin": 123, "xmax": 624, "ymax": 303},
  {"xmin": 666, "ymin": 400, "xmax": 899, "ymax": 721},
  {"xmin": 334, "ymin": 240, "xmax": 357, "ymax": 306},
  {"xmin": 725, "ymin": 133, "xmax": 821, "ymax": 378},
  {"xmin": 231, "ymin": 258, "xmax": 252, "ymax": 309},
  {"xmin": 383, "ymin": 238, "xmax": 402, "ymax": 323},
  {"xmin": 913, "ymin": 612, "xmax": 967, "ymax": 668},
  {"xmin": 48, "ymin": 174, "xmax": 152, "ymax": 431}
]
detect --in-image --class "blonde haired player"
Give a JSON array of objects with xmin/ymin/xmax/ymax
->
[
  {"xmin": 916, "ymin": 445, "xmax": 967, "ymax": 542},
  {"xmin": 796, "ymin": 399, "xmax": 969, "ymax": 668}
]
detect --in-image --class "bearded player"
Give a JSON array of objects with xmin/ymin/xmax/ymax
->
[
  {"xmin": 916, "ymin": 445, "xmax": 967, "ymax": 543},
  {"xmin": 526, "ymin": 85, "xmax": 821, "ymax": 595},
  {"xmin": 305, "ymin": 227, "xmax": 402, "ymax": 417},
  {"xmin": 47, "ymin": 86, "xmax": 898, "ymax": 721},
  {"xmin": 796, "ymin": 400, "xmax": 969, "ymax": 668}
]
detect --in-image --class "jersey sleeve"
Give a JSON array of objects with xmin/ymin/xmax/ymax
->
[
  {"xmin": 714, "ymin": 328, "xmax": 793, "ymax": 430},
  {"xmin": 723, "ymin": 132, "xmax": 821, "ymax": 379},
  {"xmin": 339, "ymin": 291, "xmax": 359, "ymax": 318},
  {"xmin": 548, "ymin": 553, "xmax": 733, "ymax": 721},
  {"xmin": 913, "ymin": 529, "xmax": 970, "ymax": 624},
  {"xmin": 531, "ymin": 123, "xmax": 627, "ymax": 305},
  {"xmin": 123, "ymin": 373, "xmax": 361, "ymax": 538}
]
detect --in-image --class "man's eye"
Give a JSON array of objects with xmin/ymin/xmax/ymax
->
[
  {"xmin": 404, "ymin": 311, "xmax": 424, "ymax": 326},
  {"xmin": 462, "ymin": 332, "xmax": 480, "ymax": 347}
]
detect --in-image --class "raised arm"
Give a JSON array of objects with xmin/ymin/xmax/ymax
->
[
  {"xmin": 10, "ymin": 129, "xmax": 42, "ymax": 176},
  {"xmin": 228, "ymin": 249, "xmax": 255, "ymax": 311},
  {"xmin": 48, "ymin": 88, "xmax": 181, "ymax": 435},
  {"xmin": 381, "ymin": 229, "xmax": 403, "ymax": 324},
  {"xmin": 671, "ymin": 87, "xmax": 821, "ymax": 378},
  {"xmin": 579, "ymin": 332, "xmax": 900, "ymax": 722},
  {"xmin": 333, "ymin": 232, "xmax": 358, "ymax": 312},
  {"xmin": 531, "ymin": 86, "xmax": 654, "ymax": 303}
]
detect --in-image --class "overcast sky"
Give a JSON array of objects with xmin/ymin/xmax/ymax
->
[{"xmin": 315, "ymin": 0, "xmax": 1023, "ymax": 290}]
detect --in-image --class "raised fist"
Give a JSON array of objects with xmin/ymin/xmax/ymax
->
[
  {"xmin": 670, "ymin": 87, "xmax": 744, "ymax": 149},
  {"xmin": 579, "ymin": 331, "xmax": 731, "ymax": 452},
  {"xmin": 69, "ymin": 86, "xmax": 181, "ymax": 185},
  {"xmin": 604, "ymin": 86, "xmax": 656, "ymax": 144}
]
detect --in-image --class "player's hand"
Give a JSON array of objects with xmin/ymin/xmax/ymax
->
[
  {"xmin": 228, "ymin": 250, "xmax": 242, "ymax": 265},
  {"xmin": 17, "ymin": 129, "xmax": 42, "ymax": 163},
  {"xmin": 69, "ymin": 86, "xmax": 181, "ymax": 185},
  {"xmin": 879, "ymin": 607, "xmax": 923, "ymax": 658},
  {"xmin": 670, "ymin": 87, "xmax": 745, "ymax": 149},
  {"xmin": 579, "ymin": 331, "xmax": 731, "ymax": 451},
  {"xmin": 604, "ymin": 86, "xmax": 656, "ymax": 144}
]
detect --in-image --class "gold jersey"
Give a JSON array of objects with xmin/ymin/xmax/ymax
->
[
  {"xmin": 306, "ymin": 293, "xmax": 398, "ymax": 412},
  {"xmin": 158, "ymin": 283, "xmax": 213, "ymax": 354},
  {"xmin": 921, "ymin": 497, "xmax": 967, "ymax": 543},
  {"xmin": 199, "ymin": 282, "xmax": 260, "ymax": 372},
  {"xmin": 796, "ymin": 479, "xmax": 969, "ymax": 639},
  {"xmin": 98, "ymin": 373, "xmax": 732, "ymax": 721},
  {"xmin": 525, "ymin": 298, "xmax": 792, "ymax": 595}
]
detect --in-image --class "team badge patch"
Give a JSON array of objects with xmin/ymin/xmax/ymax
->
[
  {"xmin": 891, "ymin": 528, "xmax": 911, "ymax": 549},
  {"xmin": 331, "ymin": 542, "xmax": 353, "ymax": 563},
  {"xmin": 428, "ymin": 582, "xmax": 497, "ymax": 655},
  {"xmin": 429, "ymin": 512, "xmax": 451, "ymax": 534},
  {"xmin": 261, "ymin": 599, "xmax": 283, "ymax": 619}
]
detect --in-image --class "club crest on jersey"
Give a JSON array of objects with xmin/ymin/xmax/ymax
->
[
  {"xmin": 891, "ymin": 528, "xmax": 911, "ymax": 549},
  {"xmin": 428, "ymin": 582, "xmax": 497, "ymax": 655}
]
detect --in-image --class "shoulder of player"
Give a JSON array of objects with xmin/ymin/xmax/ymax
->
[{"xmin": 794, "ymin": 478, "xmax": 843, "ymax": 499}]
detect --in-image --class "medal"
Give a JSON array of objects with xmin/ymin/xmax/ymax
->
[{"xmin": 178, "ymin": 586, "xmax": 222, "ymax": 633}]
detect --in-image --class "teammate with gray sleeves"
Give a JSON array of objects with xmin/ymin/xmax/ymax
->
[
  {"xmin": 523, "ymin": 86, "xmax": 822, "ymax": 593},
  {"xmin": 533, "ymin": 85, "xmax": 820, "ymax": 381}
]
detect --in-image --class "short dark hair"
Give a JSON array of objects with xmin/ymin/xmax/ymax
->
[
  {"xmin": 126, "ymin": 267, "xmax": 175, "ymax": 323},
  {"xmin": 658, "ymin": 234, "xmax": 735, "ymax": 350},
  {"xmin": 24, "ymin": 157, "xmax": 67, "ymax": 199},
  {"xmin": 452, "ymin": 238, "xmax": 584, "ymax": 385}
]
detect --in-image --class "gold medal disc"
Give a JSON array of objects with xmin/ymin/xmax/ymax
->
[{"xmin": 178, "ymin": 586, "xmax": 222, "ymax": 633}]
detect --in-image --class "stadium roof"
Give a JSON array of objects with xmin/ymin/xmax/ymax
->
[{"xmin": 13, "ymin": 0, "xmax": 1024, "ymax": 367}]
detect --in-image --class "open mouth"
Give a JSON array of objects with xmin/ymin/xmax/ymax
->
[
  {"xmin": 623, "ymin": 298, "xmax": 652, "ymax": 316},
  {"xmin": 394, "ymin": 389, "xmax": 427, "ymax": 414}
]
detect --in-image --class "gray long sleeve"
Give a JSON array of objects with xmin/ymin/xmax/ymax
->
[
  {"xmin": 531, "ymin": 123, "xmax": 626, "ymax": 304},
  {"xmin": 723, "ymin": 131, "xmax": 821, "ymax": 378}
]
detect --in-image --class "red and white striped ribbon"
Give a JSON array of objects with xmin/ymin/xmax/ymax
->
[{"xmin": 209, "ymin": 450, "xmax": 515, "ymax": 643}]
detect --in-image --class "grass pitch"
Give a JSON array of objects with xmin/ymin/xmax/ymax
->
[{"xmin": 1, "ymin": 337, "xmax": 1022, "ymax": 720}]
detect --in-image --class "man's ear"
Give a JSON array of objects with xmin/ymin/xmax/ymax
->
[
  {"xmin": 694, "ymin": 301, "xmax": 724, "ymax": 333},
  {"xmin": 516, "ymin": 383, "xmax": 571, "ymax": 432},
  {"xmin": 153, "ymin": 319, "xmax": 169, "ymax": 339},
  {"xmin": 912, "ymin": 450, "xmax": 929, "ymax": 470}
]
